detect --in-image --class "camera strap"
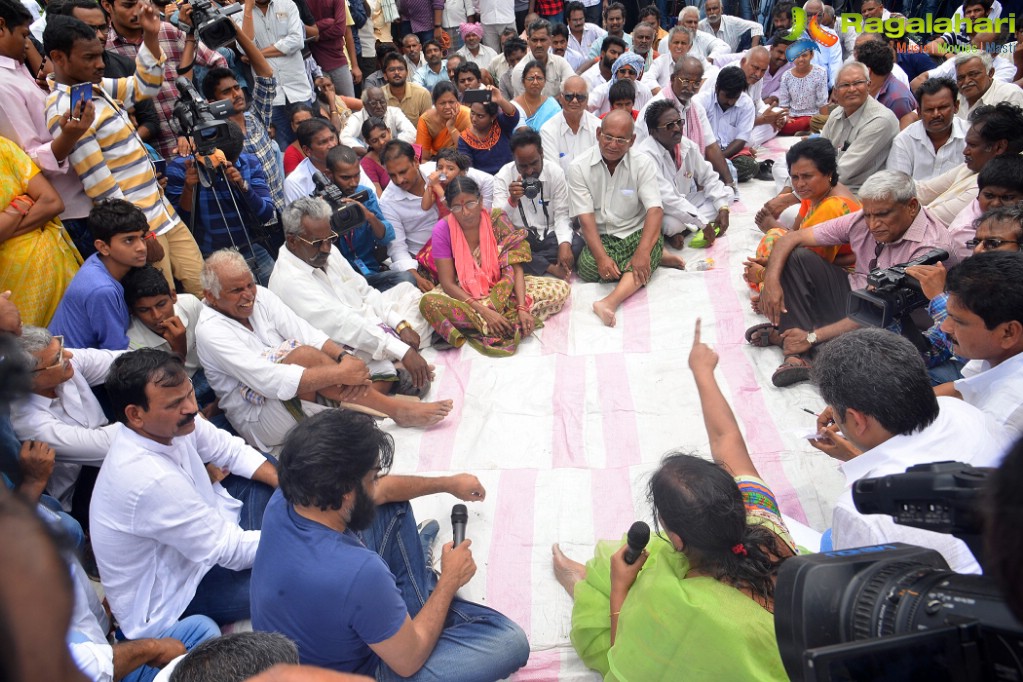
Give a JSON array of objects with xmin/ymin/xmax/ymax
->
[{"xmin": 516, "ymin": 182, "xmax": 550, "ymax": 241}]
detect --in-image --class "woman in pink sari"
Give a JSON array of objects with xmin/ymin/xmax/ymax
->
[{"xmin": 419, "ymin": 176, "xmax": 570, "ymax": 356}]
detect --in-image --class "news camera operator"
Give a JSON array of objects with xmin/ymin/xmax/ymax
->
[
  {"xmin": 747, "ymin": 170, "xmax": 960, "ymax": 388},
  {"xmin": 165, "ymin": 119, "xmax": 278, "ymax": 285},
  {"xmin": 494, "ymin": 128, "xmax": 575, "ymax": 281}
]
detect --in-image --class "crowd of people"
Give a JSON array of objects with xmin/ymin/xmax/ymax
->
[{"xmin": 2, "ymin": 0, "xmax": 1023, "ymax": 678}]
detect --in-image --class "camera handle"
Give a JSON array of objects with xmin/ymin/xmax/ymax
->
[
  {"xmin": 516, "ymin": 182, "xmax": 550, "ymax": 241},
  {"xmin": 189, "ymin": 158, "xmax": 262, "ymax": 273},
  {"xmin": 896, "ymin": 312, "xmax": 931, "ymax": 356}
]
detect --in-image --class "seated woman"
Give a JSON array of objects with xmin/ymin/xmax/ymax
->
[
  {"xmin": 419, "ymin": 176, "xmax": 570, "ymax": 356},
  {"xmin": 360, "ymin": 117, "xmax": 393, "ymax": 194},
  {"xmin": 512, "ymin": 60, "xmax": 562, "ymax": 132},
  {"xmin": 282, "ymin": 104, "xmax": 315, "ymax": 176},
  {"xmin": 416, "ymin": 81, "xmax": 471, "ymax": 161},
  {"xmin": 313, "ymin": 75, "xmax": 361, "ymax": 137},
  {"xmin": 458, "ymin": 85, "xmax": 520, "ymax": 175},
  {"xmin": 552, "ymin": 320, "xmax": 795, "ymax": 681},
  {"xmin": 0, "ymin": 136, "xmax": 82, "ymax": 327},
  {"xmin": 745, "ymin": 138, "xmax": 859, "ymax": 304},
  {"xmin": 776, "ymin": 46, "xmax": 829, "ymax": 136}
]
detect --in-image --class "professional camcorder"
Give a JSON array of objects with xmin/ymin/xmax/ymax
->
[
  {"xmin": 169, "ymin": 77, "xmax": 234, "ymax": 157},
  {"xmin": 774, "ymin": 462, "xmax": 1023, "ymax": 681},
  {"xmin": 847, "ymin": 248, "xmax": 949, "ymax": 329},
  {"xmin": 311, "ymin": 172, "xmax": 370, "ymax": 235},
  {"xmin": 179, "ymin": 0, "xmax": 241, "ymax": 50}
]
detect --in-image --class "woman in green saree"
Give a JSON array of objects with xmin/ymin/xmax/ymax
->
[
  {"xmin": 418, "ymin": 175, "xmax": 570, "ymax": 356},
  {"xmin": 552, "ymin": 319, "xmax": 797, "ymax": 680}
]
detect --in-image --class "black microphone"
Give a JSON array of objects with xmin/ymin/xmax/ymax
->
[
  {"xmin": 623, "ymin": 521, "xmax": 650, "ymax": 565},
  {"xmin": 451, "ymin": 504, "xmax": 468, "ymax": 546}
]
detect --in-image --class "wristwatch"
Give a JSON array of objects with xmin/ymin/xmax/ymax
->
[{"xmin": 806, "ymin": 331, "xmax": 818, "ymax": 345}]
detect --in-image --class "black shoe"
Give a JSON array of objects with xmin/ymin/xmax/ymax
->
[{"xmin": 756, "ymin": 160, "xmax": 775, "ymax": 182}]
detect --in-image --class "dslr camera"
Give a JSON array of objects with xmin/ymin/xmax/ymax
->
[
  {"xmin": 847, "ymin": 248, "xmax": 949, "ymax": 328},
  {"xmin": 311, "ymin": 172, "xmax": 369, "ymax": 235},
  {"xmin": 170, "ymin": 76, "xmax": 234, "ymax": 156},
  {"xmin": 774, "ymin": 462, "xmax": 1023, "ymax": 682},
  {"xmin": 521, "ymin": 177, "xmax": 542, "ymax": 200},
  {"xmin": 174, "ymin": 0, "xmax": 242, "ymax": 50}
]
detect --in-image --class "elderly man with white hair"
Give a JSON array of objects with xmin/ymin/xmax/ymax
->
[
  {"xmin": 195, "ymin": 250, "xmax": 453, "ymax": 453},
  {"xmin": 910, "ymin": 49, "xmax": 1018, "ymax": 100},
  {"xmin": 748, "ymin": 171, "xmax": 961, "ymax": 388},
  {"xmin": 541, "ymin": 75, "xmax": 602, "ymax": 175},
  {"xmin": 658, "ymin": 9, "xmax": 729, "ymax": 64},
  {"xmin": 643, "ymin": 26, "xmax": 694, "ymax": 95},
  {"xmin": 268, "ymin": 197, "xmax": 435, "ymax": 397},
  {"xmin": 951, "ymin": 52, "xmax": 1023, "ymax": 121}
]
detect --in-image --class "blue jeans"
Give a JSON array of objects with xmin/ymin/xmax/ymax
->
[
  {"xmin": 365, "ymin": 268, "xmax": 418, "ymax": 292},
  {"xmin": 117, "ymin": 615, "xmax": 220, "ymax": 682},
  {"xmin": 181, "ymin": 463, "xmax": 276, "ymax": 625},
  {"xmin": 358, "ymin": 503, "xmax": 530, "ymax": 682},
  {"xmin": 271, "ymin": 99, "xmax": 314, "ymax": 150},
  {"xmin": 927, "ymin": 358, "xmax": 964, "ymax": 386},
  {"xmin": 400, "ymin": 21, "xmax": 435, "ymax": 49},
  {"xmin": 241, "ymin": 243, "xmax": 275, "ymax": 287}
]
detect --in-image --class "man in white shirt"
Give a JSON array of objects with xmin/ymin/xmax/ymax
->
[
  {"xmin": 636, "ymin": 100, "xmax": 731, "ymax": 248},
  {"xmin": 269, "ymin": 196, "xmax": 434, "ymax": 395},
  {"xmin": 938, "ymin": 251, "xmax": 1023, "ymax": 436},
  {"xmin": 952, "ymin": 52, "xmax": 1023, "ymax": 122},
  {"xmin": 495, "ymin": 128, "xmax": 575, "ymax": 279},
  {"xmin": 340, "ymin": 86, "xmax": 417, "ymax": 155},
  {"xmin": 699, "ymin": 0, "xmax": 762, "ymax": 52},
  {"xmin": 478, "ymin": 0, "xmax": 515, "ymax": 50},
  {"xmin": 694, "ymin": 65, "xmax": 758, "ymax": 182},
  {"xmin": 570, "ymin": 110, "xmax": 683, "ymax": 328},
  {"xmin": 643, "ymin": 26, "xmax": 692, "ymax": 95},
  {"xmin": 379, "ymin": 140, "xmax": 440, "ymax": 291},
  {"xmin": 579, "ymin": 35, "xmax": 626, "ymax": 93},
  {"xmin": 456, "ymin": 22, "xmax": 498, "ymax": 66},
  {"xmin": 510, "ymin": 19, "xmax": 576, "ymax": 99},
  {"xmin": 657, "ymin": 20, "xmax": 729, "ymax": 66},
  {"xmin": 887, "ymin": 77, "xmax": 968, "ymax": 182},
  {"xmin": 564, "ymin": 0, "xmax": 605, "ymax": 65},
  {"xmin": 541, "ymin": 76, "xmax": 601, "ymax": 175},
  {"xmin": 195, "ymin": 250, "xmax": 452, "ymax": 452},
  {"xmin": 232, "ymin": 0, "xmax": 313, "ymax": 150},
  {"xmin": 401, "ymin": 33, "xmax": 424, "ymax": 75},
  {"xmin": 810, "ymin": 328, "xmax": 1012, "ymax": 574},
  {"xmin": 10, "ymin": 328, "xmax": 121, "ymax": 510},
  {"xmin": 90, "ymin": 348, "xmax": 280, "ymax": 639},
  {"xmin": 284, "ymin": 119, "xmax": 376, "ymax": 203}
]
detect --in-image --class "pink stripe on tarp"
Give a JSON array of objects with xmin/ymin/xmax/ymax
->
[
  {"xmin": 513, "ymin": 649, "xmax": 563, "ymax": 681},
  {"xmin": 732, "ymin": 199, "xmax": 749, "ymax": 214},
  {"xmin": 596, "ymin": 354, "xmax": 642, "ymax": 469},
  {"xmin": 416, "ymin": 351, "xmax": 470, "ymax": 472},
  {"xmin": 620, "ymin": 286, "xmax": 651, "ymax": 354},
  {"xmin": 552, "ymin": 355, "xmax": 587, "ymax": 469},
  {"xmin": 697, "ymin": 241, "xmax": 809, "ymax": 524},
  {"xmin": 486, "ymin": 468, "xmax": 538, "ymax": 632},
  {"xmin": 591, "ymin": 466, "xmax": 638, "ymax": 542},
  {"xmin": 540, "ymin": 292, "xmax": 571, "ymax": 356}
]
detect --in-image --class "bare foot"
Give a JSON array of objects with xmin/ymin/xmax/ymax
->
[
  {"xmin": 750, "ymin": 293, "xmax": 761, "ymax": 315},
  {"xmin": 552, "ymin": 544, "xmax": 586, "ymax": 598},
  {"xmin": 592, "ymin": 300, "xmax": 617, "ymax": 327},
  {"xmin": 391, "ymin": 399, "xmax": 454, "ymax": 427},
  {"xmin": 667, "ymin": 233, "xmax": 686, "ymax": 250},
  {"xmin": 661, "ymin": 252, "xmax": 686, "ymax": 270}
]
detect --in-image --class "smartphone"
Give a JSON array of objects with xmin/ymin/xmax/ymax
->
[
  {"xmin": 70, "ymin": 83, "xmax": 93, "ymax": 115},
  {"xmin": 152, "ymin": 158, "xmax": 167, "ymax": 177},
  {"xmin": 462, "ymin": 88, "xmax": 492, "ymax": 105}
]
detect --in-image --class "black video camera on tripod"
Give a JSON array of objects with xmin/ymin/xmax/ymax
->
[{"xmin": 311, "ymin": 171, "xmax": 370, "ymax": 236}]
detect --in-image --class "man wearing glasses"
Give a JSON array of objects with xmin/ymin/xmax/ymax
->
[
  {"xmin": 541, "ymin": 76, "xmax": 601, "ymax": 175},
  {"xmin": 752, "ymin": 170, "xmax": 960, "ymax": 388},
  {"xmin": 569, "ymin": 109, "xmax": 681, "ymax": 328}
]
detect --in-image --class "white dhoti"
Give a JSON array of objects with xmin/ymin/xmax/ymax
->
[{"xmin": 662, "ymin": 190, "xmax": 721, "ymax": 236}]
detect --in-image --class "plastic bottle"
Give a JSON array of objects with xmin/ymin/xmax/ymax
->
[{"xmin": 687, "ymin": 258, "xmax": 715, "ymax": 271}]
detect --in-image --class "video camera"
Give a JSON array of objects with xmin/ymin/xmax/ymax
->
[
  {"xmin": 169, "ymin": 77, "xmax": 234, "ymax": 157},
  {"xmin": 847, "ymin": 248, "xmax": 949, "ymax": 329},
  {"xmin": 774, "ymin": 462, "xmax": 1023, "ymax": 681},
  {"xmin": 311, "ymin": 171, "xmax": 370, "ymax": 235},
  {"xmin": 173, "ymin": 0, "xmax": 241, "ymax": 50}
]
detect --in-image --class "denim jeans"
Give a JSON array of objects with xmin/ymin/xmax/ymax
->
[
  {"xmin": 365, "ymin": 268, "xmax": 418, "ymax": 292},
  {"xmin": 358, "ymin": 502, "xmax": 530, "ymax": 682},
  {"xmin": 272, "ymin": 99, "xmax": 314, "ymax": 150},
  {"xmin": 240, "ymin": 243, "xmax": 276, "ymax": 287},
  {"xmin": 927, "ymin": 358, "xmax": 964, "ymax": 386},
  {"xmin": 118, "ymin": 615, "xmax": 220, "ymax": 682},
  {"xmin": 181, "ymin": 462, "xmax": 276, "ymax": 626}
]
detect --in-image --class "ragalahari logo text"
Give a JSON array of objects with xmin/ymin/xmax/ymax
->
[{"xmin": 783, "ymin": 7, "xmax": 838, "ymax": 61}]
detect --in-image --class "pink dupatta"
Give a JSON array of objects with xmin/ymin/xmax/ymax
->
[{"xmin": 447, "ymin": 210, "xmax": 500, "ymax": 299}]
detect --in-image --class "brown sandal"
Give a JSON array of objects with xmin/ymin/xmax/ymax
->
[
  {"xmin": 771, "ymin": 356, "xmax": 812, "ymax": 387},
  {"xmin": 745, "ymin": 322, "xmax": 777, "ymax": 347}
]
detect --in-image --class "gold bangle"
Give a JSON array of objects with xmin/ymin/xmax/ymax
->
[
  {"xmin": 720, "ymin": 206, "xmax": 730, "ymax": 212},
  {"xmin": 395, "ymin": 321, "xmax": 411, "ymax": 334},
  {"xmin": 610, "ymin": 611, "xmax": 621, "ymax": 618}
]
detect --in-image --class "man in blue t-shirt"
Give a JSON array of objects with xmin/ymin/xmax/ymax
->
[
  {"xmin": 325, "ymin": 146, "xmax": 417, "ymax": 293},
  {"xmin": 50, "ymin": 200, "xmax": 151, "ymax": 350},
  {"xmin": 251, "ymin": 410, "xmax": 529, "ymax": 680}
]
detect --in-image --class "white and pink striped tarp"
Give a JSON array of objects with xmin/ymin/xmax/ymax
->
[{"xmin": 389, "ymin": 137, "xmax": 846, "ymax": 680}]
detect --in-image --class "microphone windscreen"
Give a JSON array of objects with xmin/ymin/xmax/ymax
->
[{"xmin": 627, "ymin": 521, "xmax": 650, "ymax": 550}]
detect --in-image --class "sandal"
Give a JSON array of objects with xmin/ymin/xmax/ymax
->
[
  {"xmin": 744, "ymin": 322, "xmax": 777, "ymax": 347},
  {"xmin": 771, "ymin": 356, "xmax": 812, "ymax": 387}
]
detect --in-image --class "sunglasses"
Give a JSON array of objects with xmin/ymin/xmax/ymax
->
[{"xmin": 562, "ymin": 92, "xmax": 587, "ymax": 102}]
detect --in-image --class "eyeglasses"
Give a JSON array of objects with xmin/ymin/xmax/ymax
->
[
  {"xmin": 33, "ymin": 336, "xmax": 64, "ymax": 372},
  {"xmin": 296, "ymin": 231, "xmax": 339, "ymax": 249},
  {"xmin": 449, "ymin": 199, "xmax": 481, "ymax": 214},
  {"xmin": 868, "ymin": 242, "xmax": 883, "ymax": 271},
  {"xmin": 673, "ymin": 76, "xmax": 703, "ymax": 88},
  {"xmin": 658, "ymin": 118, "xmax": 684, "ymax": 131},
  {"xmin": 600, "ymin": 132, "xmax": 630, "ymax": 146},
  {"xmin": 835, "ymin": 79, "xmax": 869, "ymax": 91},
  {"xmin": 562, "ymin": 92, "xmax": 587, "ymax": 102},
  {"xmin": 525, "ymin": 75, "xmax": 546, "ymax": 83},
  {"xmin": 966, "ymin": 237, "xmax": 1021, "ymax": 250}
]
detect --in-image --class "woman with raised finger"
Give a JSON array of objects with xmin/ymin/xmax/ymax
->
[{"xmin": 418, "ymin": 176, "xmax": 570, "ymax": 356}]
